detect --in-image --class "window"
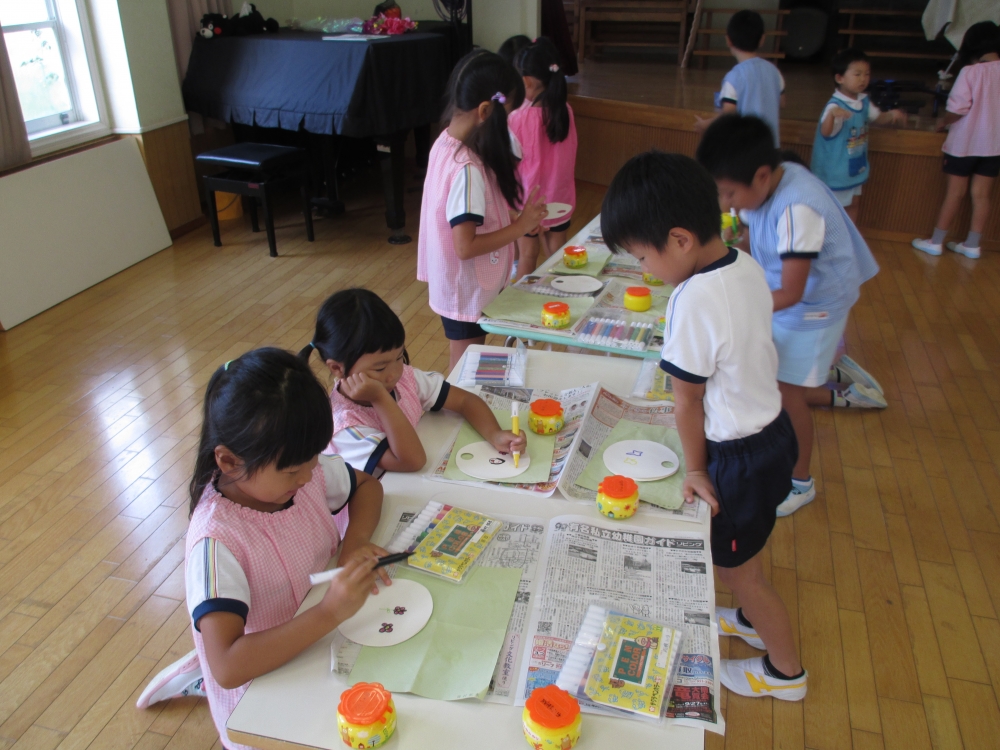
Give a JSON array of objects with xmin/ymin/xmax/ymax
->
[{"xmin": 1, "ymin": 0, "xmax": 109, "ymax": 155}]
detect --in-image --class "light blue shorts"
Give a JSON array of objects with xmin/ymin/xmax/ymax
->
[{"xmin": 772, "ymin": 316, "xmax": 848, "ymax": 387}]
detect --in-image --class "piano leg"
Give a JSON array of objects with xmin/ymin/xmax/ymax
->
[
  {"xmin": 310, "ymin": 133, "xmax": 345, "ymax": 217},
  {"xmin": 379, "ymin": 130, "xmax": 410, "ymax": 244}
]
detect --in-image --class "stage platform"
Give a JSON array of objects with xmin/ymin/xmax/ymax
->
[{"xmin": 567, "ymin": 58, "xmax": 1000, "ymax": 251}]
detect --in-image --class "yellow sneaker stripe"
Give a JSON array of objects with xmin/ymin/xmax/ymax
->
[{"xmin": 746, "ymin": 672, "xmax": 804, "ymax": 693}]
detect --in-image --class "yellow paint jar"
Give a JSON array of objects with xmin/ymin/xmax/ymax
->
[
  {"xmin": 596, "ymin": 475, "xmax": 640, "ymax": 520},
  {"xmin": 623, "ymin": 286, "xmax": 652, "ymax": 312},
  {"xmin": 642, "ymin": 272, "xmax": 664, "ymax": 286},
  {"xmin": 337, "ymin": 682, "xmax": 396, "ymax": 748},
  {"xmin": 562, "ymin": 245, "xmax": 588, "ymax": 268},
  {"xmin": 522, "ymin": 685, "xmax": 582, "ymax": 750},
  {"xmin": 541, "ymin": 301, "xmax": 571, "ymax": 329},
  {"xmin": 529, "ymin": 399, "xmax": 564, "ymax": 435}
]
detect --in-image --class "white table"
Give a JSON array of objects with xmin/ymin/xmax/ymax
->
[{"xmin": 227, "ymin": 347, "xmax": 710, "ymax": 750}]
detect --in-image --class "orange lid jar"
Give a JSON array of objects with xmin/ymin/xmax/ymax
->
[
  {"xmin": 336, "ymin": 682, "xmax": 396, "ymax": 748},
  {"xmin": 623, "ymin": 286, "xmax": 652, "ymax": 312},
  {"xmin": 529, "ymin": 399, "xmax": 564, "ymax": 435},
  {"xmin": 562, "ymin": 245, "xmax": 588, "ymax": 268},
  {"xmin": 541, "ymin": 301, "xmax": 571, "ymax": 329},
  {"xmin": 522, "ymin": 685, "xmax": 582, "ymax": 750},
  {"xmin": 596, "ymin": 475, "xmax": 640, "ymax": 519}
]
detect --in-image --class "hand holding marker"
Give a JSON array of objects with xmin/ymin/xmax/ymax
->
[{"xmin": 308, "ymin": 551, "xmax": 413, "ymax": 586}]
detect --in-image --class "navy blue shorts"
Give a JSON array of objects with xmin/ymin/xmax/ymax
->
[
  {"xmin": 942, "ymin": 154, "xmax": 1000, "ymax": 178},
  {"xmin": 526, "ymin": 219, "xmax": 572, "ymax": 237},
  {"xmin": 707, "ymin": 410, "xmax": 797, "ymax": 568},
  {"xmin": 440, "ymin": 316, "xmax": 486, "ymax": 341}
]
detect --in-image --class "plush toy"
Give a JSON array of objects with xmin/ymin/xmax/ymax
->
[
  {"xmin": 199, "ymin": 3, "xmax": 278, "ymax": 38},
  {"xmin": 199, "ymin": 13, "xmax": 230, "ymax": 38}
]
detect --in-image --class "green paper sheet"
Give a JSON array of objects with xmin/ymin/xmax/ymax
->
[
  {"xmin": 349, "ymin": 565, "xmax": 522, "ymax": 700},
  {"xmin": 443, "ymin": 408, "xmax": 555, "ymax": 485},
  {"xmin": 576, "ymin": 420, "xmax": 687, "ymax": 510},
  {"xmin": 548, "ymin": 246, "xmax": 612, "ymax": 276},
  {"xmin": 482, "ymin": 287, "xmax": 594, "ymax": 328}
]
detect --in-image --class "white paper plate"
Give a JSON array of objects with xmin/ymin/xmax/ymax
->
[
  {"xmin": 603, "ymin": 440, "xmax": 680, "ymax": 481},
  {"xmin": 546, "ymin": 202, "xmax": 573, "ymax": 219},
  {"xmin": 338, "ymin": 579, "xmax": 433, "ymax": 647},
  {"xmin": 456, "ymin": 440, "xmax": 530, "ymax": 480},
  {"xmin": 550, "ymin": 275, "xmax": 603, "ymax": 293}
]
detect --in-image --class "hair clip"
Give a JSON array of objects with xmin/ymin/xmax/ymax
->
[
  {"xmin": 549, "ymin": 63, "xmax": 560, "ymax": 72},
  {"xmin": 224, "ymin": 360, "xmax": 232, "ymax": 371},
  {"xmin": 491, "ymin": 92, "xmax": 506, "ymax": 104}
]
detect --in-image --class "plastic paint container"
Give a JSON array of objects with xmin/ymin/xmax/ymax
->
[
  {"xmin": 542, "ymin": 301, "xmax": 571, "ymax": 329},
  {"xmin": 522, "ymin": 685, "xmax": 582, "ymax": 750},
  {"xmin": 337, "ymin": 682, "xmax": 396, "ymax": 748},
  {"xmin": 562, "ymin": 246, "xmax": 588, "ymax": 268},
  {"xmin": 596, "ymin": 475, "xmax": 640, "ymax": 519},
  {"xmin": 623, "ymin": 286, "xmax": 652, "ymax": 312},
  {"xmin": 529, "ymin": 399, "xmax": 564, "ymax": 435}
]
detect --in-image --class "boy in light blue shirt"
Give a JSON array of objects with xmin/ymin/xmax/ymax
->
[
  {"xmin": 698, "ymin": 114, "xmax": 885, "ymax": 517},
  {"xmin": 696, "ymin": 10, "xmax": 785, "ymax": 146}
]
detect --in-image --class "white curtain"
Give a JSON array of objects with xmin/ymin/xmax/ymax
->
[
  {"xmin": 167, "ymin": 0, "xmax": 233, "ymax": 84},
  {"xmin": 0, "ymin": 30, "xmax": 32, "ymax": 171}
]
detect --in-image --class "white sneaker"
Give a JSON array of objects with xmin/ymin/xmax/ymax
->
[
  {"xmin": 776, "ymin": 477, "xmax": 815, "ymax": 517},
  {"xmin": 716, "ymin": 607, "xmax": 765, "ymax": 650},
  {"xmin": 832, "ymin": 354, "xmax": 883, "ymax": 394},
  {"xmin": 136, "ymin": 650, "xmax": 205, "ymax": 709},
  {"xmin": 912, "ymin": 238, "xmax": 943, "ymax": 256},
  {"xmin": 720, "ymin": 657, "xmax": 808, "ymax": 701},
  {"xmin": 838, "ymin": 383, "xmax": 888, "ymax": 409},
  {"xmin": 946, "ymin": 241, "xmax": 981, "ymax": 259}
]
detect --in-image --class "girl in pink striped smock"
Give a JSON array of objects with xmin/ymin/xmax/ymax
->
[
  {"xmin": 298, "ymin": 288, "xmax": 525, "ymax": 479},
  {"xmin": 509, "ymin": 37, "xmax": 578, "ymax": 278},
  {"xmin": 135, "ymin": 348, "xmax": 388, "ymax": 750},
  {"xmin": 912, "ymin": 22, "xmax": 1000, "ymax": 260},
  {"xmin": 417, "ymin": 50, "xmax": 549, "ymax": 370}
]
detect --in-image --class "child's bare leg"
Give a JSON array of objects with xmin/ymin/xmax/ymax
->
[
  {"xmin": 449, "ymin": 336, "xmax": 486, "ymax": 372},
  {"xmin": 969, "ymin": 174, "xmax": 996, "ymax": 234},
  {"xmin": 515, "ymin": 235, "xmax": 541, "ymax": 280},
  {"xmin": 543, "ymin": 229, "xmax": 569, "ymax": 258},
  {"xmin": 935, "ymin": 174, "xmax": 970, "ymax": 233},
  {"xmin": 843, "ymin": 197, "xmax": 859, "ymax": 225},
  {"xmin": 805, "ymin": 385, "xmax": 835, "ymax": 406},
  {"xmin": 718, "ymin": 553, "xmax": 801, "ymax": 676},
  {"xmin": 778, "ymin": 382, "xmax": 812, "ymax": 480}
]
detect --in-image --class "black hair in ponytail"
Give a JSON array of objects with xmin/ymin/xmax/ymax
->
[
  {"xmin": 515, "ymin": 37, "xmax": 570, "ymax": 144},
  {"xmin": 444, "ymin": 49, "xmax": 522, "ymax": 208},
  {"xmin": 189, "ymin": 348, "xmax": 333, "ymax": 515},
  {"xmin": 298, "ymin": 288, "xmax": 408, "ymax": 376},
  {"xmin": 957, "ymin": 21, "xmax": 1000, "ymax": 68}
]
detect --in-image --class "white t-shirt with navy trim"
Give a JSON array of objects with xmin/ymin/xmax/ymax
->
[
  {"xmin": 446, "ymin": 163, "xmax": 487, "ymax": 228},
  {"xmin": 185, "ymin": 454, "xmax": 356, "ymax": 630},
  {"xmin": 330, "ymin": 369, "xmax": 449, "ymax": 477},
  {"xmin": 659, "ymin": 249, "xmax": 782, "ymax": 443}
]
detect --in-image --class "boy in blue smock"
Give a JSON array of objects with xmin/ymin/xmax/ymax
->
[
  {"xmin": 696, "ymin": 10, "xmax": 784, "ymax": 146},
  {"xmin": 697, "ymin": 114, "xmax": 884, "ymax": 518},
  {"xmin": 811, "ymin": 49, "xmax": 906, "ymax": 224}
]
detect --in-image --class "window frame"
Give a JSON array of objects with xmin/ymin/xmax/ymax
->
[{"xmin": 1, "ymin": 0, "xmax": 110, "ymax": 157}]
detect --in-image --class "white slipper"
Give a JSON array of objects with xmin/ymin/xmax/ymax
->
[{"xmin": 136, "ymin": 649, "xmax": 205, "ymax": 709}]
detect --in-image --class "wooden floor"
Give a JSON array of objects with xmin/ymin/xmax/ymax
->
[{"xmin": 0, "ymin": 176, "xmax": 998, "ymax": 750}]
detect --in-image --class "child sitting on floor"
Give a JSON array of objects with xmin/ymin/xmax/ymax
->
[
  {"xmin": 698, "ymin": 114, "xmax": 884, "ymax": 517},
  {"xmin": 695, "ymin": 10, "xmax": 785, "ymax": 146},
  {"xmin": 811, "ymin": 48, "xmax": 906, "ymax": 225},
  {"xmin": 300, "ymin": 288, "xmax": 525, "ymax": 477},
  {"xmin": 602, "ymin": 150, "xmax": 806, "ymax": 701}
]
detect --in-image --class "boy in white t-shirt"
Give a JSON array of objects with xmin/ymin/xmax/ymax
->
[{"xmin": 601, "ymin": 151, "xmax": 807, "ymax": 701}]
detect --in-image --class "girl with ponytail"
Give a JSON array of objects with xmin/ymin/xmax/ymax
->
[
  {"xmin": 509, "ymin": 37, "xmax": 578, "ymax": 277},
  {"xmin": 417, "ymin": 50, "xmax": 549, "ymax": 370}
]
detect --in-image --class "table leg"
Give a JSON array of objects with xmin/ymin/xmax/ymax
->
[{"xmin": 378, "ymin": 130, "xmax": 410, "ymax": 245}]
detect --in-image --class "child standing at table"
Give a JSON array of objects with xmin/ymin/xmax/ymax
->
[
  {"xmin": 912, "ymin": 21, "xmax": 1000, "ymax": 260},
  {"xmin": 695, "ymin": 10, "xmax": 785, "ymax": 146},
  {"xmin": 417, "ymin": 50, "xmax": 549, "ymax": 371},
  {"xmin": 602, "ymin": 151, "xmax": 807, "ymax": 700},
  {"xmin": 811, "ymin": 49, "xmax": 907, "ymax": 225},
  {"xmin": 135, "ymin": 349, "xmax": 388, "ymax": 749},
  {"xmin": 509, "ymin": 37, "xmax": 578, "ymax": 278},
  {"xmin": 300, "ymin": 288, "xmax": 525, "ymax": 477},
  {"xmin": 698, "ymin": 115, "xmax": 883, "ymax": 518}
]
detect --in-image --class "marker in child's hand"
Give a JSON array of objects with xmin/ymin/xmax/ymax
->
[
  {"xmin": 511, "ymin": 401, "xmax": 520, "ymax": 468},
  {"xmin": 309, "ymin": 552, "xmax": 413, "ymax": 586}
]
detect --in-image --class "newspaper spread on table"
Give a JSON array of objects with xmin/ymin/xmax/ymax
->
[
  {"xmin": 557, "ymin": 386, "xmax": 708, "ymax": 524},
  {"xmin": 427, "ymin": 383, "xmax": 597, "ymax": 497},
  {"xmin": 514, "ymin": 515, "xmax": 724, "ymax": 734},
  {"xmin": 332, "ymin": 509, "xmax": 547, "ymax": 706}
]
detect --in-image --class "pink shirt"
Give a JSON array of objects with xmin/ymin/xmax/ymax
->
[
  {"xmin": 509, "ymin": 101, "xmax": 578, "ymax": 224},
  {"xmin": 185, "ymin": 466, "xmax": 345, "ymax": 749},
  {"xmin": 417, "ymin": 130, "xmax": 514, "ymax": 322},
  {"xmin": 942, "ymin": 60, "xmax": 1000, "ymax": 158}
]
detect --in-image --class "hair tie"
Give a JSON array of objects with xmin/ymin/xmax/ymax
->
[
  {"xmin": 549, "ymin": 63, "xmax": 559, "ymax": 72},
  {"xmin": 224, "ymin": 360, "xmax": 232, "ymax": 371},
  {"xmin": 491, "ymin": 92, "xmax": 506, "ymax": 104},
  {"xmin": 309, "ymin": 342, "xmax": 317, "ymax": 351}
]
